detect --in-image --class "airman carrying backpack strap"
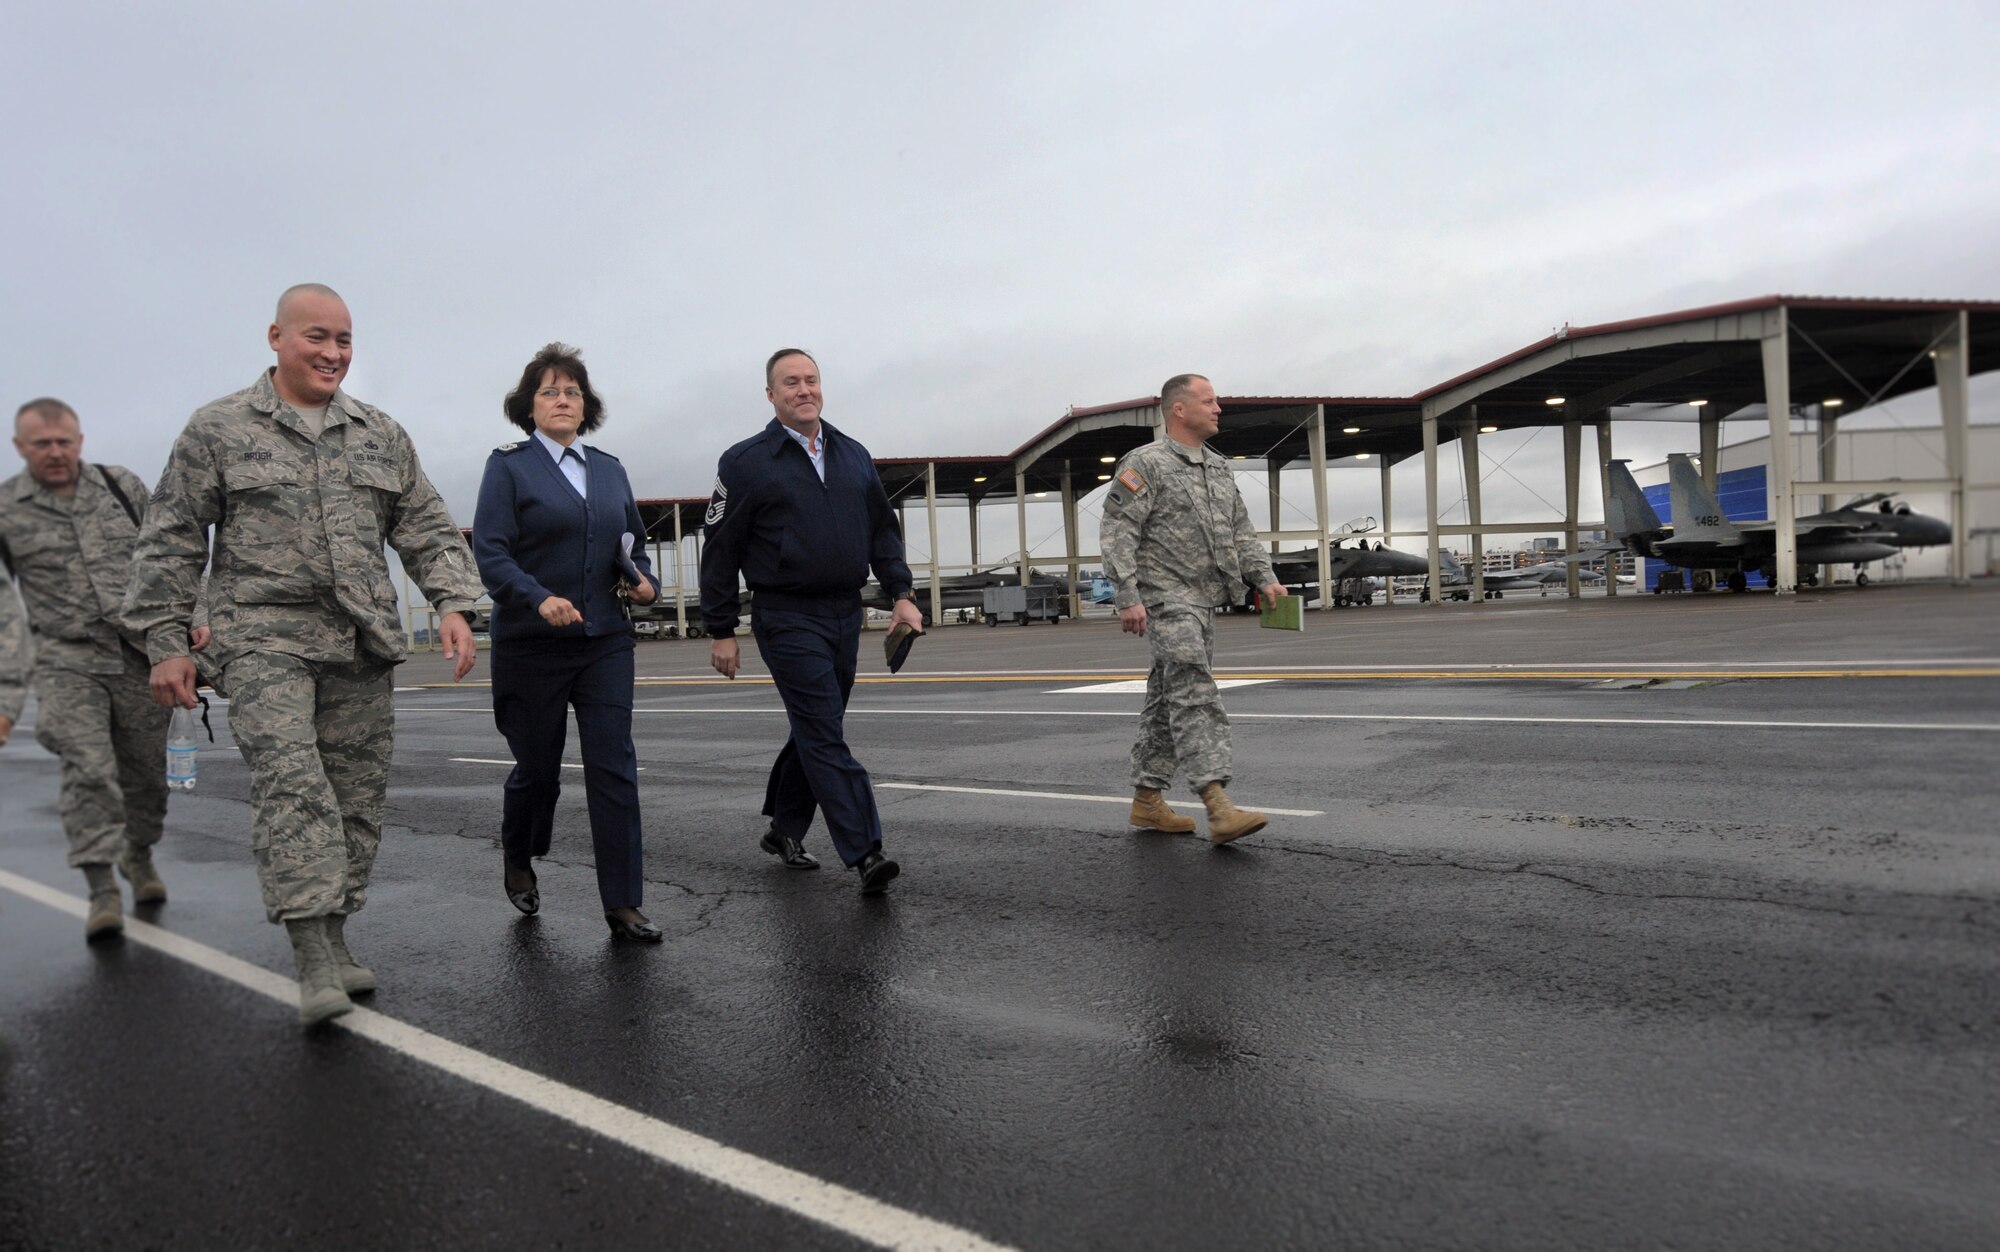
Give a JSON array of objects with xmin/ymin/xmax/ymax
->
[{"xmin": 98, "ymin": 465, "xmax": 142, "ymax": 528}]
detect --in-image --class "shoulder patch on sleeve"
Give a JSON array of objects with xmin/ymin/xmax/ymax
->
[
  {"xmin": 1116, "ymin": 467, "xmax": 1146, "ymax": 494},
  {"xmin": 704, "ymin": 477, "xmax": 728, "ymax": 526}
]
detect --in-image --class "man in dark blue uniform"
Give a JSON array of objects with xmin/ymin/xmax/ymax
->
[{"xmin": 700, "ymin": 349, "xmax": 922, "ymax": 894}]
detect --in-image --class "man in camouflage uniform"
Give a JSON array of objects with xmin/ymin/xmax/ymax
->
[
  {"xmin": 1099, "ymin": 374, "xmax": 1287, "ymax": 845},
  {"xmin": 124, "ymin": 284, "xmax": 484, "ymax": 1027},
  {"xmin": 0, "ymin": 575, "xmax": 24, "ymax": 739},
  {"xmin": 1, "ymin": 398, "xmax": 178, "ymax": 940},
  {"xmin": 0, "ymin": 576, "xmax": 24, "ymax": 734}
]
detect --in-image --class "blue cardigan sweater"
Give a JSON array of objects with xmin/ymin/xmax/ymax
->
[{"xmin": 472, "ymin": 438, "xmax": 654, "ymax": 643}]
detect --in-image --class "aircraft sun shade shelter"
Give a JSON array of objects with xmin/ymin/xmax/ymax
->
[
  {"xmin": 1405, "ymin": 295, "xmax": 2000, "ymax": 598},
  {"xmin": 631, "ymin": 294, "xmax": 1996, "ymax": 631}
]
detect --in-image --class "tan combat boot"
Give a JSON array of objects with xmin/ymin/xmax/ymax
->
[
  {"xmin": 1199, "ymin": 783, "xmax": 1268, "ymax": 845},
  {"xmin": 118, "ymin": 846, "xmax": 168, "ymax": 904},
  {"xmin": 324, "ymin": 913, "xmax": 376, "ymax": 996},
  {"xmin": 82, "ymin": 865, "xmax": 124, "ymax": 942},
  {"xmin": 285, "ymin": 917, "xmax": 355, "ymax": 1027},
  {"xmin": 1130, "ymin": 787, "xmax": 1196, "ymax": 833}
]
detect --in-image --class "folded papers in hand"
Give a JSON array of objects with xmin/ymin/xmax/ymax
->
[{"xmin": 616, "ymin": 532, "xmax": 644, "ymax": 585}]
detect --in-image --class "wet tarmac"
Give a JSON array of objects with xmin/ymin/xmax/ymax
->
[{"xmin": 4, "ymin": 582, "xmax": 1998, "ymax": 1249}]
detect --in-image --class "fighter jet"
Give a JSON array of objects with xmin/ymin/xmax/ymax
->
[
  {"xmin": 1802, "ymin": 493, "xmax": 1952, "ymax": 578},
  {"xmin": 1567, "ymin": 454, "xmax": 1941, "ymax": 592},
  {"xmin": 1265, "ymin": 529, "xmax": 1432, "ymax": 607},
  {"xmin": 1430, "ymin": 550, "xmax": 1606, "ymax": 600}
]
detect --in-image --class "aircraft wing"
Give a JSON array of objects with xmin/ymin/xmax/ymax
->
[
  {"xmin": 1739, "ymin": 517, "xmax": 1873, "ymax": 535},
  {"xmin": 1563, "ymin": 542, "xmax": 1625, "ymax": 564}
]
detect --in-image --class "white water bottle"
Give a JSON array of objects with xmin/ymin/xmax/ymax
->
[{"xmin": 166, "ymin": 706, "xmax": 198, "ymax": 792}]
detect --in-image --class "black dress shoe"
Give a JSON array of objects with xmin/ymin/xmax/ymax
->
[
  {"xmin": 854, "ymin": 850, "xmax": 900, "ymax": 895},
  {"xmin": 759, "ymin": 829, "xmax": 820, "ymax": 870},
  {"xmin": 505, "ymin": 864, "xmax": 539, "ymax": 916},
  {"xmin": 605, "ymin": 911, "xmax": 664, "ymax": 943}
]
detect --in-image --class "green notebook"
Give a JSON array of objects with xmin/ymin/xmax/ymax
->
[{"xmin": 1259, "ymin": 594, "xmax": 1303, "ymax": 631}]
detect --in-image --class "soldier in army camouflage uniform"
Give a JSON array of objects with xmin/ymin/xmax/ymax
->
[
  {"xmin": 124, "ymin": 284, "xmax": 484, "ymax": 1027},
  {"xmin": 1099, "ymin": 374, "xmax": 1287, "ymax": 845},
  {"xmin": 1, "ymin": 398, "xmax": 181, "ymax": 941}
]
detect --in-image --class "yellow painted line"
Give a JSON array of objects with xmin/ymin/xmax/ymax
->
[{"xmin": 414, "ymin": 666, "xmax": 2000, "ymax": 689}]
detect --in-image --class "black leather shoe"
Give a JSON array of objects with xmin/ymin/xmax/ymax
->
[
  {"xmin": 855, "ymin": 850, "xmax": 900, "ymax": 895},
  {"xmin": 759, "ymin": 829, "xmax": 820, "ymax": 870},
  {"xmin": 605, "ymin": 911, "xmax": 663, "ymax": 943},
  {"xmin": 505, "ymin": 864, "xmax": 539, "ymax": 916}
]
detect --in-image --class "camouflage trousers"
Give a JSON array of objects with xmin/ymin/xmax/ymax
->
[
  {"xmin": 1130, "ymin": 605, "xmax": 1231, "ymax": 794},
  {"xmin": 31, "ymin": 651, "xmax": 169, "ymax": 867},
  {"xmin": 223, "ymin": 651, "xmax": 395, "ymax": 923}
]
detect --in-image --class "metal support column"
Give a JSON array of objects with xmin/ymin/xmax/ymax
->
[
  {"xmin": 1015, "ymin": 470, "xmax": 1030, "ymax": 587},
  {"xmin": 1460, "ymin": 412, "xmax": 1484, "ymax": 601},
  {"xmin": 1308, "ymin": 406, "xmax": 1331, "ymax": 609},
  {"xmin": 1818, "ymin": 405, "xmax": 1839, "ymax": 587},
  {"xmin": 1936, "ymin": 309, "xmax": 1972, "ymax": 585},
  {"xmin": 1563, "ymin": 419, "xmax": 1581, "ymax": 598},
  {"xmin": 1266, "ymin": 457, "xmax": 1284, "ymax": 557},
  {"xmin": 968, "ymin": 494, "xmax": 981, "ymax": 571},
  {"xmin": 1596, "ymin": 419, "xmax": 1618, "ymax": 596},
  {"xmin": 1761, "ymin": 312, "xmax": 1797, "ymax": 594},
  {"xmin": 924, "ymin": 462, "xmax": 942, "ymax": 625},
  {"xmin": 1060, "ymin": 462, "xmax": 1080, "ymax": 620},
  {"xmin": 1379, "ymin": 457, "xmax": 1395, "ymax": 604},
  {"xmin": 1422, "ymin": 413, "xmax": 1441, "ymax": 604},
  {"xmin": 672, "ymin": 505, "xmax": 687, "ymax": 639},
  {"xmin": 1699, "ymin": 410, "xmax": 1721, "ymax": 493}
]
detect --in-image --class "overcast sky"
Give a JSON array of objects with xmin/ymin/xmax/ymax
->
[{"xmin": 6, "ymin": 1, "xmax": 1997, "ymax": 565}]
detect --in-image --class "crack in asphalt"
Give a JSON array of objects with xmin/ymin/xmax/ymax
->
[{"xmin": 1268, "ymin": 843, "xmax": 2000, "ymax": 930}]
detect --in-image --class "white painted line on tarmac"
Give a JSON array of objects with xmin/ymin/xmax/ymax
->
[
  {"xmin": 1052, "ymin": 679, "xmax": 1272, "ymax": 694},
  {"xmin": 0, "ymin": 867, "xmax": 1014, "ymax": 1252},
  {"xmin": 877, "ymin": 781, "xmax": 1325, "ymax": 818},
  {"xmin": 401, "ymin": 706, "xmax": 2000, "ymax": 733},
  {"xmin": 625, "ymin": 658, "xmax": 2000, "ymax": 678},
  {"xmin": 449, "ymin": 757, "xmax": 646, "ymax": 772}
]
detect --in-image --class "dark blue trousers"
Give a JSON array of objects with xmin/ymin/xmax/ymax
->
[
  {"xmin": 751, "ymin": 607, "xmax": 882, "ymax": 868},
  {"xmin": 491, "ymin": 632, "xmax": 645, "ymax": 911}
]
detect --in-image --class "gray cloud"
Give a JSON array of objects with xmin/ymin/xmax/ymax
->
[{"xmin": 7, "ymin": 0, "xmax": 1995, "ymax": 556}]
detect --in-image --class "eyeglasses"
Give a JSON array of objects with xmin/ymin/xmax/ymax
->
[{"xmin": 537, "ymin": 387, "xmax": 584, "ymax": 401}]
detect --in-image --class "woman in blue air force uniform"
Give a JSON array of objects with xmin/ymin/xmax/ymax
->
[{"xmin": 472, "ymin": 342, "xmax": 663, "ymax": 943}]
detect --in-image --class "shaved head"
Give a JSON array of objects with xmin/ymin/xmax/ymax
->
[
  {"xmin": 268, "ymin": 284, "xmax": 354, "ymax": 406},
  {"xmin": 1160, "ymin": 374, "xmax": 1209, "ymax": 411},
  {"xmin": 275, "ymin": 282, "xmax": 345, "ymax": 324},
  {"xmin": 14, "ymin": 397, "xmax": 78, "ymax": 433}
]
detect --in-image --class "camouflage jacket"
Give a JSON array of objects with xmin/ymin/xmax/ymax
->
[
  {"xmin": 0, "ymin": 576, "xmax": 26, "ymax": 721},
  {"xmin": 0, "ymin": 462, "xmax": 153, "ymax": 680},
  {"xmin": 1099, "ymin": 436, "xmax": 1276, "ymax": 611},
  {"xmin": 123, "ymin": 371, "xmax": 483, "ymax": 667}
]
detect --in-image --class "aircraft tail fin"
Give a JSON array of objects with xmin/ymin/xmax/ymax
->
[
  {"xmin": 1604, "ymin": 459, "xmax": 1663, "ymax": 538},
  {"xmin": 1437, "ymin": 549, "xmax": 1467, "ymax": 579},
  {"xmin": 1665, "ymin": 453, "xmax": 1740, "ymax": 543}
]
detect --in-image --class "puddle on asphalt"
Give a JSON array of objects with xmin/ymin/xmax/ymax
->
[{"xmin": 1590, "ymin": 678, "xmax": 1732, "ymax": 691}]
